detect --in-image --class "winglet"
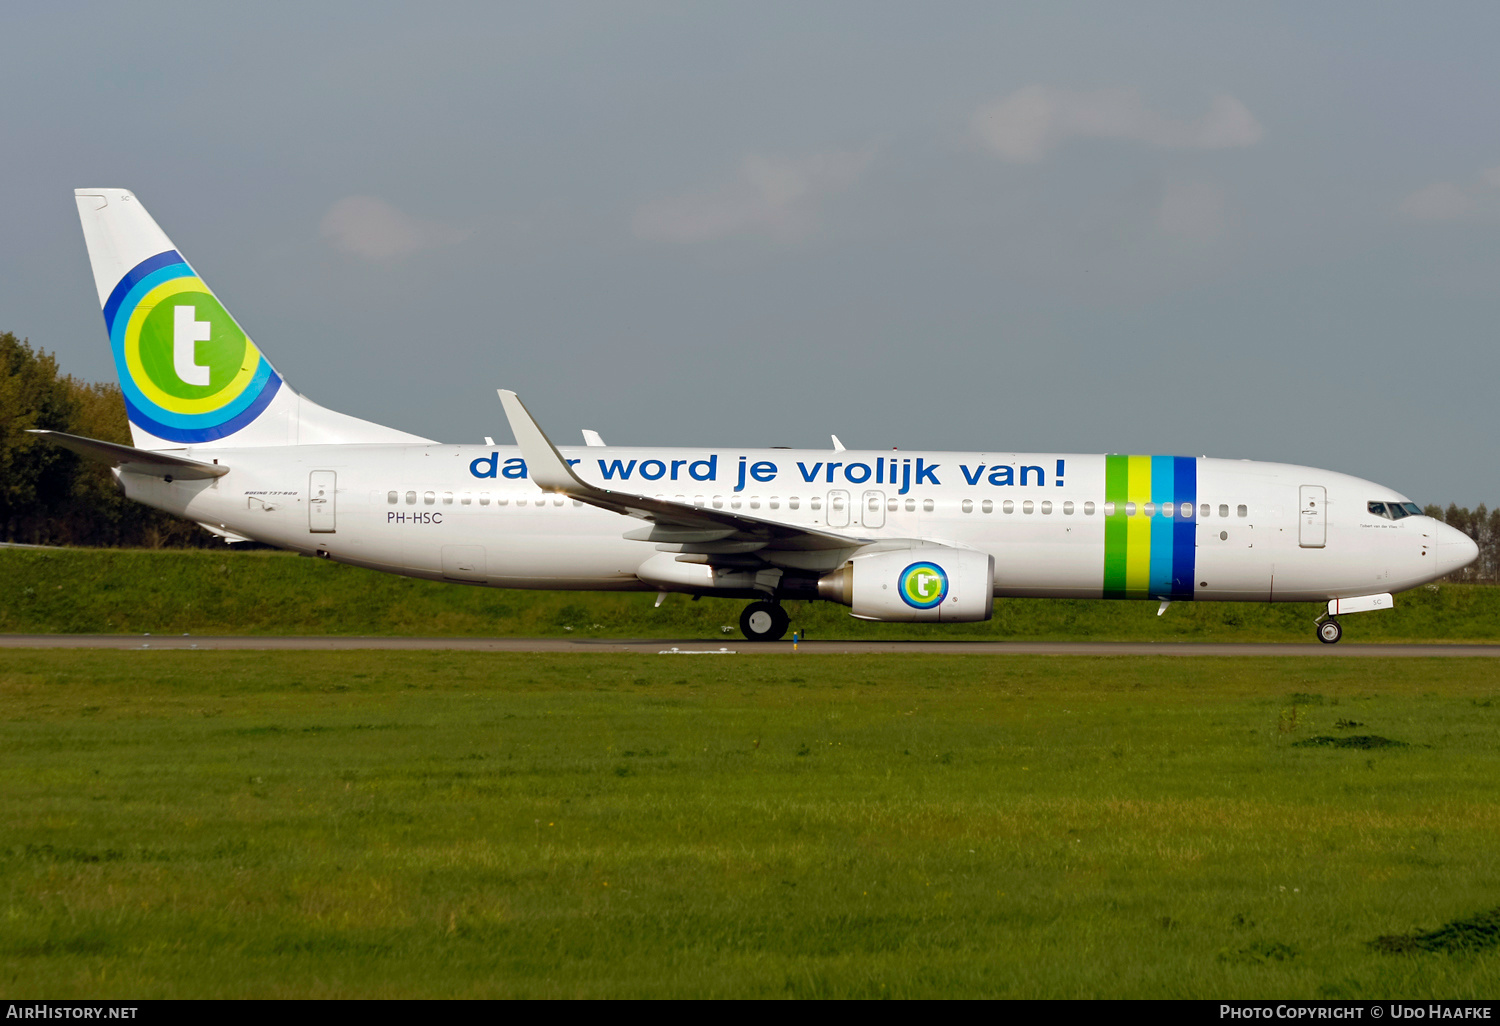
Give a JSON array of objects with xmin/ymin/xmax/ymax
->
[
  {"xmin": 831, "ymin": 434, "xmax": 846, "ymax": 452},
  {"xmin": 497, "ymin": 390, "xmax": 591, "ymax": 494},
  {"xmin": 582, "ymin": 429, "xmax": 606, "ymax": 447}
]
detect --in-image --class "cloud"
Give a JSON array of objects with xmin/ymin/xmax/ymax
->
[
  {"xmin": 1398, "ymin": 166, "xmax": 1500, "ymax": 222},
  {"xmin": 632, "ymin": 149, "xmax": 874, "ymax": 244},
  {"xmin": 1157, "ymin": 180, "xmax": 1227, "ymax": 240},
  {"xmin": 971, "ymin": 86, "xmax": 1263, "ymax": 163},
  {"xmin": 320, "ymin": 196, "xmax": 472, "ymax": 260}
]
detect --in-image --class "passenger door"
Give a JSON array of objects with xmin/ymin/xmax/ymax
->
[
  {"xmin": 308, "ymin": 471, "xmax": 336, "ymax": 533},
  {"xmin": 1299, "ymin": 485, "xmax": 1326, "ymax": 548}
]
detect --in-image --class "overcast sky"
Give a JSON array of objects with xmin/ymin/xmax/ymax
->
[{"xmin": 3, "ymin": 3, "xmax": 1498, "ymax": 504}]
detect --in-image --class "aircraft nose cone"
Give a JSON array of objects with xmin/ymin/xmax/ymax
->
[{"xmin": 1434, "ymin": 523, "xmax": 1479, "ymax": 577}]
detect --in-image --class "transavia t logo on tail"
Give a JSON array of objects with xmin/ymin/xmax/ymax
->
[
  {"xmin": 899, "ymin": 561, "xmax": 948, "ymax": 609},
  {"xmin": 107, "ymin": 250, "xmax": 281, "ymax": 443}
]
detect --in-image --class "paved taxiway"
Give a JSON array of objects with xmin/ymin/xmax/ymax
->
[{"xmin": 1, "ymin": 635, "xmax": 1496, "ymax": 656}]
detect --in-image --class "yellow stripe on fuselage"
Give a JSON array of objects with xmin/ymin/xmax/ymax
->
[{"xmin": 1126, "ymin": 454, "xmax": 1152, "ymax": 597}]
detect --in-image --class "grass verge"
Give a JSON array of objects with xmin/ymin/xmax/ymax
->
[
  {"xmin": 3, "ymin": 651, "xmax": 1499, "ymax": 997},
  {"xmin": 2, "ymin": 547, "xmax": 1497, "ymax": 641}
]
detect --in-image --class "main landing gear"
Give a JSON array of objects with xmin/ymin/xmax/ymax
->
[
  {"xmin": 1316, "ymin": 618, "xmax": 1343, "ymax": 645},
  {"xmin": 740, "ymin": 601, "xmax": 790, "ymax": 642}
]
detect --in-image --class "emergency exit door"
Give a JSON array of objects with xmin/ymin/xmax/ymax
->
[
  {"xmin": 1299, "ymin": 485, "xmax": 1325, "ymax": 548},
  {"xmin": 309, "ymin": 471, "xmax": 337, "ymax": 533},
  {"xmin": 826, "ymin": 490, "xmax": 850, "ymax": 528}
]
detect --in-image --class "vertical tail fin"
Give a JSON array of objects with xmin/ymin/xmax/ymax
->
[{"xmin": 75, "ymin": 189, "xmax": 431, "ymax": 449}]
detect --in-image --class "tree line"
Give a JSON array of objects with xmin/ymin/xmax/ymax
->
[
  {"xmin": 2, "ymin": 328, "xmax": 1498, "ymax": 578},
  {"xmin": 1, "ymin": 332, "xmax": 214, "ymax": 548}
]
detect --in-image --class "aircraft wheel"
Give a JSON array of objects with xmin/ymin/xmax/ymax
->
[
  {"xmin": 740, "ymin": 601, "xmax": 789, "ymax": 642},
  {"xmin": 1317, "ymin": 619, "xmax": 1343, "ymax": 645}
]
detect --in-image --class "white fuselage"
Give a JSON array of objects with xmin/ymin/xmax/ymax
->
[{"xmin": 124, "ymin": 443, "xmax": 1467, "ymax": 603}]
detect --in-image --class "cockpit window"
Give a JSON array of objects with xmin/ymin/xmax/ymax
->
[
  {"xmin": 1402, "ymin": 502, "xmax": 1422, "ymax": 517},
  {"xmin": 1368, "ymin": 502, "xmax": 1388, "ymax": 519},
  {"xmin": 1369, "ymin": 501, "xmax": 1421, "ymax": 521}
]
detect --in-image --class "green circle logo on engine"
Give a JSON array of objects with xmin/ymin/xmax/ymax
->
[{"xmin": 899, "ymin": 561, "xmax": 948, "ymax": 609}]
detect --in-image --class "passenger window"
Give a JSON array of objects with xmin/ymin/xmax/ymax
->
[
  {"xmin": 831, "ymin": 495, "xmax": 844, "ymax": 511},
  {"xmin": 693, "ymin": 496, "xmax": 705, "ymax": 506},
  {"xmin": 1084, "ymin": 501, "xmax": 1095, "ymax": 516},
  {"xmin": 905, "ymin": 499, "xmax": 916, "ymax": 512},
  {"xmin": 810, "ymin": 496, "xmax": 821, "ymax": 510},
  {"xmin": 1237, "ymin": 504, "xmax": 1248, "ymax": 518},
  {"xmin": 1103, "ymin": 501, "xmax": 1114, "ymax": 516},
  {"xmin": 731, "ymin": 497, "xmax": 742, "ymax": 509},
  {"xmin": 886, "ymin": 498, "xmax": 897, "ymax": 512},
  {"xmin": 750, "ymin": 498, "xmax": 761, "ymax": 509},
  {"xmin": 1144, "ymin": 502, "xmax": 1156, "ymax": 517},
  {"xmin": 554, "ymin": 496, "xmax": 564, "ymax": 507},
  {"xmin": 516, "ymin": 496, "xmax": 526, "ymax": 507},
  {"xmin": 1181, "ymin": 502, "xmax": 1192, "ymax": 518},
  {"xmin": 405, "ymin": 491, "xmax": 416, "ymax": 505},
  {"xmin": 1023, "ymin": 500, "xmax": 1034, "ymax": 514},
  {"xmin": 982, "ymin": 499, "xmax": 993, "ymax": 514},
  {"xmin": 1126, "ymin": 502, "xmax": 1137, "ymax": 517},
  {"xmin": 713, "ymin": 496, "xmax": 724, "ymax": 508},
  {"xmin": 461, "ymin": 492, "xmax": 472, "ymax": 505},
  {"xmin": 769, "ymin": 497, "xmax": 780, "ymax": 509},
  {"xmin": 1040, "ymin": 501, "xmax": 1052, "ymax": 514},
  {"xmin": 1063, "ymin": 501, "xmax": 1074, "ymax": 515},
  {"xmin": 424, "ymin": 491, "xmax": 435, "ymax": 505},
  {"xmin": 962, "ymin": 499, "xmax": 973, "ymax": 513},
  {"xmin": 387, "ymin": 490, "xmax": 398, "ymax": 504},
  {"xmin": 922, "ymin": 499, "xmax": 935, "ymax": 512},
  {"xmin": 1162, "ymin": 502, "xmax": 1174, "ymax": 517},
  {"xmin": 1218, "ymin": 504, "xmax": 1229, "ymax": 518},
  {"xmin": 868, "ymin": 496, "xmax": 880, "ymax": 512},
  {"xmin": 789, "ymin": 497, "xmax": 800, "ymax": 510},
  {"xmin": 443, "ymin": 492, "xmax": 453, "ymax": 505},
  {"xmin": 1200, "ymin": 503, "xmax": 1210, "ymax": 518},
  {"xmin": 572, "ymin": 499, "xmax": 582, "ymax": 507},
  {"xmin": 479, "ymin": 492, "xmax": 490, "ymax": 506},
  {"xmin": 497, "ymin": 495, "xmax": 508, "ymax": 506},
  {"xmin": 1003, "ymin": 500, "xmax": 1015, "ymax": 514}
]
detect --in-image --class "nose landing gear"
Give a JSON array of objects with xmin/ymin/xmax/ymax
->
[
  {"xmin": 1316, "ymin": 618, "xmax": 1343, "ymax": 644},
  {"xmin": 740, "ymin": 601, "xmax": 790, "ymax": 642}
]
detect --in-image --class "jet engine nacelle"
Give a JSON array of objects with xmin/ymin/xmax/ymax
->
[{"xmin": 817, "ymin": 547, "xmax": 994, "ymax": 622}]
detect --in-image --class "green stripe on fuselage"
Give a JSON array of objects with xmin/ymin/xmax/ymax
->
[{"xmin": 1103, "ymin": 455, "xmax": 1128, "ymax": 598}]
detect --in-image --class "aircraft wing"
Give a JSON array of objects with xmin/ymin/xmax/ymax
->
[
  {"xmin": 27, "ymin": 430, "xmax": 229, "ymax": 480},
  {"xmin": 498, "ymin": 390, "xmax": 865, "ymax": 553}
]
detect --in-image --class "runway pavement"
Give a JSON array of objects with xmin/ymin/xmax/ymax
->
[{"xmin": 1, "ymin": 634, "xmax": 1497, "ymax": 656}]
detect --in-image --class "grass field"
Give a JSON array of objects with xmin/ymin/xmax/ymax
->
[
  {"xmin": 2, "ymin": 547, "xmax": 1497, "ymax": 641},
  {"xmin": 3, "ymin": 650, "xmax": 1499, "ymax": 997}
]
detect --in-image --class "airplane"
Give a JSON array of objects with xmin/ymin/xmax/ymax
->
[{"xmin": 34, "ymin": 188, "xmax": 1479, "ymax": 644}]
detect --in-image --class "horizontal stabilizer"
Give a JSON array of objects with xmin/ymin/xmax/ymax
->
[
  {"xmin": 197, "ymin": 522, "xmax": 253, "ymax": 543},
  {"xmin": 28, "ymin": 430, "xmax": 229, "ymax": 480}
]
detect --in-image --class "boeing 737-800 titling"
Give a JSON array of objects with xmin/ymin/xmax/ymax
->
[{"xmin": 36, "ymin": 189, "xmax": 1478, "ymax": 642}]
